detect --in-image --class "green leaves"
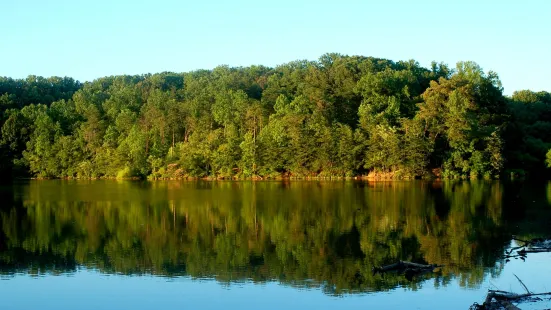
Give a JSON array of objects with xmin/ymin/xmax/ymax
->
[
  {"xmin": 503, "ymin": 90, "xmax": 551, "ymax": 175},
  {"xmin": 363, "ymin": 124, "xmax": 401, "ymax": 171},
  {"xmin": 0, "ymin": 55, "xmax": 545, "ymax": 179},
  {"xmin": 417, "ymin": 64, "xmax": 507, "ymax": 179},
  {"xmin": 239, "ymin": 132, "xmax": 257, "ymax": 177}
]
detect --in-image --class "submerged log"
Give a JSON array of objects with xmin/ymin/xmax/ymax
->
[
  {"xmin": 372, "ymin": 260, "xmax": 443, "ymax": 273},
  {"xmin": 482, "ymin": 291, "xmax": 521, "ymax": 310},
  {"xmin": 372, "ymin": 261, "xmax": 443, "ymax": 280}
]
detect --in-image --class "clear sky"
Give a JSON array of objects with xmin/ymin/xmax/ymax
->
[{"xmin": 1, "ymin": 0, "xmax": 549, "ymax": 95}]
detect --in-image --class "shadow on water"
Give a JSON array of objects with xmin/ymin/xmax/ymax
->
[{"xmin": 1, "ymin": 180, "xmax": 551, "ymax": 294}]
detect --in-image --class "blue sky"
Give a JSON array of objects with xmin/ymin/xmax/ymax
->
[{"xmin": 1, "ymin": 0, "xmax": 549, "ymax": 94}]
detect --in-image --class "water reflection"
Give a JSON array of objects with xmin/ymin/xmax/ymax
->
[{"xmin": 1, "ymin": 180, "xmax": 550, "ymax": 294}]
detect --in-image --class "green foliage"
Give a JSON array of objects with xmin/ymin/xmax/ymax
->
[
  {"xmin": 417, "ymin": 65, "xmax": 507, "ymax": 179},
  {"xmin": 0, "ymin": 55, "xmax": 548, "ymax": 179},
  {"xmin": 503, "ymin": 91, "xmax": 551, "ymax": 176},
  {"xmin": 239, "ymin": 132, "xmax": 257, "ymax": 177}
]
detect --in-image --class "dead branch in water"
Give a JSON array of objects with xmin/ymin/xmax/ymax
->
[
  {"xmin": 504, "ymin": 236, "xmax": 551, "ymax": 262},
  {"xmin": 372, "ymin": 260, "xmax": 443, "ymax": 273},
  {"xmin": 372, "ymin": 261, "xmax": 443, "ymax": 281},
  {"xmin": 471, "ymin": 290, "xmax": 551, "ymax": 310},
  {"xmin": 513, "ymin": 274, "xmax": 531, "ymax": 294},
  {"xmin": 470, "ymin": 275, "xmax": 551, "ymax": 310},
  {"xmin": 518, "ymin": 248, "xmax": 551, "ymax": 254}
]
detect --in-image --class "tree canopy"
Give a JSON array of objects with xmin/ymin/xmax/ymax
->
[{"xmin": 1, "ymin": 54, "xmax": 550, "ymax": 179}]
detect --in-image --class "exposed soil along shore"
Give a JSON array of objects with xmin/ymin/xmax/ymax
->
[
  {"xmin": 26, "ymin": 176, "xmax": 428, "ymax": 181},
  {"xmin": 19, "ymin": 168, "xmax": 499, "ymax": 181}
]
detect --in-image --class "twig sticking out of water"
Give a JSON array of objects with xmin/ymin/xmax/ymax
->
[{"xmin": 513, "ymin": 274, "xmax": 531, "ymax": 294}]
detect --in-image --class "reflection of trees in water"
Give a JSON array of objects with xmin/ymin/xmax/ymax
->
[{"xmin": 0, "ymin": 181, "xmax": 549, "ymax": 294}]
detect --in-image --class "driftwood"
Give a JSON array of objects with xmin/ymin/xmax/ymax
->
[
  {"xmin": 504, "ymin": 236, "xmax": 551, "ymax": 262},
  {"xmin": 471, "ymin": 290, "xmax": 551, "ymax": 310},
  {"xmin": 372, "ymin": 261, "xmax": 443, "ymax": 281},
  {"xmin": 470, "ymin": 275, "xmax": 551, "ymax": 310},
  {"xmin": 473, "ymin": 238, "xmax": 551, "ymax": 309},
  {"xmin": 518, "ymin": 248, "xmax": 551, "ymax": 254}
]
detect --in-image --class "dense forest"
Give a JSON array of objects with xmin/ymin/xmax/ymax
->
[{"xmin": 1, "ymin": 54, "xmax": 551, "ymax": 179}]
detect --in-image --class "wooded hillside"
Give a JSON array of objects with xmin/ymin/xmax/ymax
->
[{"xmin": 1, "ymin": 54, "xmax": 550, "ymax": 179}]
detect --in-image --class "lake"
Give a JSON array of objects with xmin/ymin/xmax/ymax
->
[{"xmin": 1, "ymin": 180, "xmax": 551, "ymax": 309}]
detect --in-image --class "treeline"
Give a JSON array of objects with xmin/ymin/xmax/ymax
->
[{"xmin": 1, "ymin": 54, "xmax": 551, "ymax": 179}]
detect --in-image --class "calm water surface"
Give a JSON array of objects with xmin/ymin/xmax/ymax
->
[{"xmin": 1, "ymin": 180, "xmax": 551, "ymax": 309}]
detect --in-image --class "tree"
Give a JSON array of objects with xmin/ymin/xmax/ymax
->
[
  {"xmin": 416, "ymin": 62, "xmax": 507, "ymax": 178},
  {"xmin": 0, "ymin": 55, "xmax": 544, "ymax": 179}
]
